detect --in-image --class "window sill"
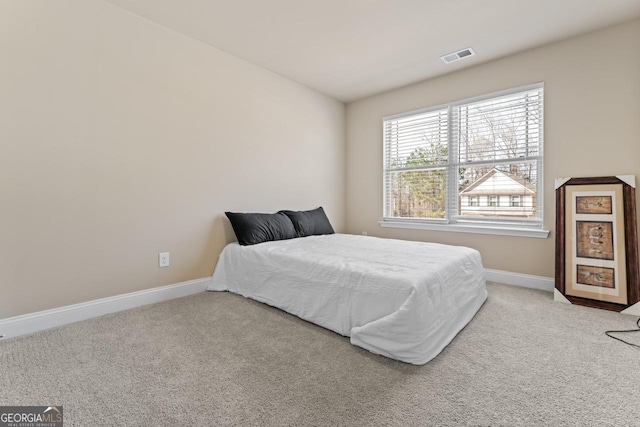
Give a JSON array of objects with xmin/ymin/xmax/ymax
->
[{"xmin": 379, "ymin": 220, "xmax": 550, "ymax": 239}]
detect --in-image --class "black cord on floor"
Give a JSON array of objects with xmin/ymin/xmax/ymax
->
[{"xmin": 605, "ymin": 317, "xmax": 640, "ymax": 348}]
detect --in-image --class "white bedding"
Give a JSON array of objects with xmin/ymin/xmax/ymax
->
[{"xmin": 208, "ymin": 234, "xmax": 487, "ymax": 365}]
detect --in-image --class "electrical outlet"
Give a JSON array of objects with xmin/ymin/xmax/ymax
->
[
  {"xmin": 362, "ymin": 231, "xmax": 368, "ymax": 236},
  {"xmin": 159, "ymin": 252, "xmax": 170, "ymax": 268}
]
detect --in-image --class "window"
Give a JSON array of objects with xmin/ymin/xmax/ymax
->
[{"xmin": 383, "ymin": 83, "xmax": 544, "ymax": 235}]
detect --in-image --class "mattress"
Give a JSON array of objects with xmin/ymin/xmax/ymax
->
[{"xmin": 208, "ymin": 233, "xmax": 487, "ymax": 365}]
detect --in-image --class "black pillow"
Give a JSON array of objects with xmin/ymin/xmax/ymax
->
[
  {"xmin": 280, "ymin": 207, "xmax": 334, "ymax": 237},
  {"xmin": 225, "ymin": 211, "xmax": 297, "ymax": 246}
]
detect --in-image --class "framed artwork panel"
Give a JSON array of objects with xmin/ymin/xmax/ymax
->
[
  {"xmin": 555, "ymin": 176, "xmax": 639, "ymax": 311},
  {"xmin": 575, "ymin": 221, "xmax": 614, "ymax": 260}
]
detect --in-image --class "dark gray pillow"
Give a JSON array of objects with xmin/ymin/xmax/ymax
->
[
  {"xmin": 225, "ymin": 211, "xmax": 297, "ymax": 246},
  {"xmin": 280, "ymin": 207, "xmax": 334, "ymax": 237}
]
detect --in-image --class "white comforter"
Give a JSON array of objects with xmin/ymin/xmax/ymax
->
[{"xmin": 208, "ymin": 234, "xmax": 487, "ymax": 365}]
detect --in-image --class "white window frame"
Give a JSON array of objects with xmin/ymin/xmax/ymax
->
[{"xmin": 380, "ymin": 83, "xmax": 549, "ymax": 239}]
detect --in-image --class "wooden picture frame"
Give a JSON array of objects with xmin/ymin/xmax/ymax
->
[{"xmin": 555, "ymin": 176, "xmax": 639, "ymax": 312}]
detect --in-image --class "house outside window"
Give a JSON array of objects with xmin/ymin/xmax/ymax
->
[
  {"xmin": 382, "ymin": 83, "xmax": 545, "ymax": 236},
  {"xmin": 459, "ymin": 169, "xmax": 535, "ymax": 217}
]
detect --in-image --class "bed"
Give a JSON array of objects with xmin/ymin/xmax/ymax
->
[{"xmin": 208, "ymin": 231, "xmax": 487, "ymax": 365}]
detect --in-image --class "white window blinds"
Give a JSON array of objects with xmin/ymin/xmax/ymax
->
[
  {"xmin": 383, "ymin": 83, "xmax": 544, "ymax": 229},
  {"xmin": 383, "ymin": 108, "xmax": 449, "ymax": 219}
]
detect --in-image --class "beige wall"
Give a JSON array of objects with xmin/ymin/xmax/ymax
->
[
  {"xmin": 0, "ymin": 1, "xmax": 345, "ymax": 318},
  {"xmin": 346, "ymin": 19, "xmax": 640, "ymax": 278}
]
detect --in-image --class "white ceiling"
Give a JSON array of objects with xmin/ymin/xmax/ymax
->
[{"xmin": 105, "ymin": 0, "xmax": 640, "ymax": 102}]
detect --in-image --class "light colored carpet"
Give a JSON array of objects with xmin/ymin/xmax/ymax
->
[{"xmin": 1, "ymin": 282, "xmax": 639, "ymax": 426}]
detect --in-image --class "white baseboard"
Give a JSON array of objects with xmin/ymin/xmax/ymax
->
[
  {"xmin": 0, "ymin": 277, "xmax": 212, "ymax": 340},
  {"xmin": 485, "ymin": 269, "xmax": 554, "ymax": 292},
  {"xmin": 0, "ymin": 271, "xmax": 553, "ymax": 340},
  {"xmin": 487, "ymin": 269, "xmax": 640, "ymax": 316}
]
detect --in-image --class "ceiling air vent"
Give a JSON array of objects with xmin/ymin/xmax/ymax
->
[{"xmin": 441, "ymin": 47, "xmax": 476, "ymax": 64}]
